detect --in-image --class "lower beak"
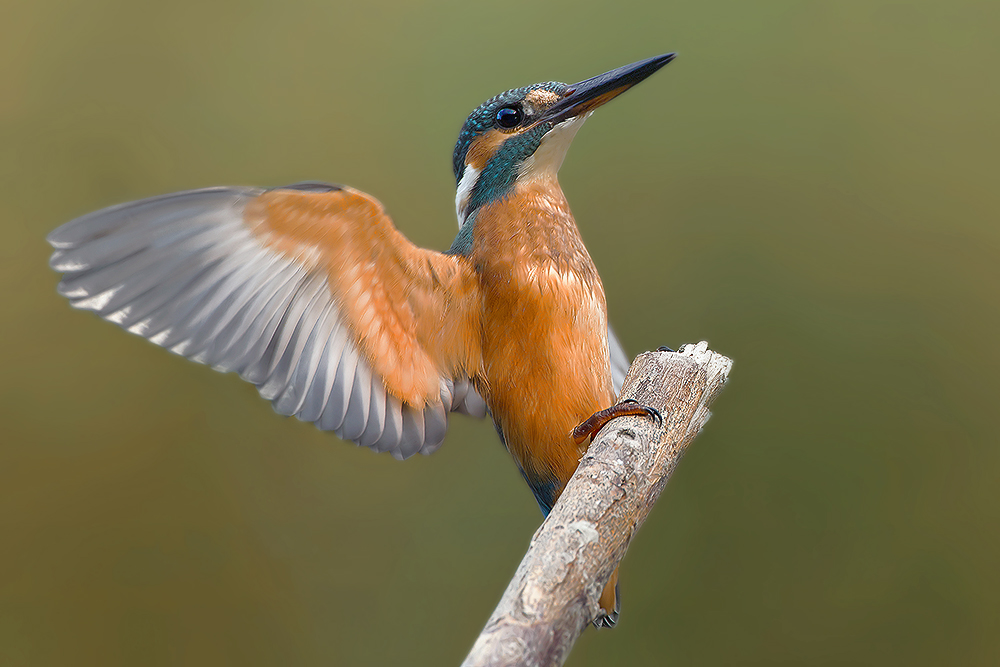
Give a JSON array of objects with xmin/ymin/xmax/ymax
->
[{"xmin": 541, "ymin": 53, "xmax": 676, "ymax": 124}]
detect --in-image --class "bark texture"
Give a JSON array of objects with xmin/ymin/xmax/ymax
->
[{"xmin": 462, "ymin": 342, "xmax": 733, "ymax": 667}]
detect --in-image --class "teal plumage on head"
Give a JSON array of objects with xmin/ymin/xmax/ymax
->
[
  {"xmin": 449, "ymin": 82, "xmax": 573, "ymax": 257},
  {"xmin": 447, "ymin": 53, "xmax": 676, "ymax": 257},
  {"xmin": 452, "ymin": 82, "xmax": 569, "ymax": 184}
]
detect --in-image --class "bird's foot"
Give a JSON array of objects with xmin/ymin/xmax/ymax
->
[
  {"xmin": 593, "ymin": 580, "xmax": 621, "ymax": 629},
  {"xmin": 572, "ymin": 399, "xmax": 662, "ymax": 445},
  {"xmin": 593, "ymin": 607, "xmax": 619, "ymax": 629}
]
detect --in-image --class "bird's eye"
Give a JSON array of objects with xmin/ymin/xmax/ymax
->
[{"xmin": 495, "ymin": 106, "xmax": 523, "ymax": 129}]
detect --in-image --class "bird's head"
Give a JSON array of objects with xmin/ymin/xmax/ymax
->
[{"xmin": 452, "ymin": 53, "xmax": 676, "ymax": 227}]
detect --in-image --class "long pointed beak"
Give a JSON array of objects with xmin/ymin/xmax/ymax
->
[{"xmin": 541, "ymin": 53, "xmax": 676, "ymax": 124}]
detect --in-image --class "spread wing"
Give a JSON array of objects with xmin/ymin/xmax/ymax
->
[
  {"xmin": 47, "ymin": 183, "xmax": 486, "ymax": 459},
  {"xmin": 607, "ymin": 326, "xmax": 631, "ymax": 396}
]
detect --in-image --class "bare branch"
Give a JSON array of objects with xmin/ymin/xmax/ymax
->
[{"xmin": 462, "ymin": 342, "xmax": 733, "ymax": 667}]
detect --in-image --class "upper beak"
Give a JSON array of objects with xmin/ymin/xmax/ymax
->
[{"xmin": 541, "ymin": 53, "xmax": 676, "ymax": 124}]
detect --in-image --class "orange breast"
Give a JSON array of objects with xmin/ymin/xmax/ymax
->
[{"xmin": 470, "ymin": 181, "xmax": 616, "ymax": 485}]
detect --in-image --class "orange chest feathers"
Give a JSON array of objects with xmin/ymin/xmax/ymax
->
[{"xmin": 468, "ymin": 182, "xmax": 616, "ymax": 477}]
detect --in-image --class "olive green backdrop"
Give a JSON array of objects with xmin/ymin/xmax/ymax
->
[{"xmin": 2, "ymin": 0, "xmax": 997, "ymax": 665}]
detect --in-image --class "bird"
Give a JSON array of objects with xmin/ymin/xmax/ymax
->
[{"xmin": 46, "ymin": 52, "xmax": 676, "ymax": 628}]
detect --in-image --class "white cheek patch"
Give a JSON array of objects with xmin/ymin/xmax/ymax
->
[{"xmin": 455, "ymin": 165, "xmax": 480, "ymax": 228}]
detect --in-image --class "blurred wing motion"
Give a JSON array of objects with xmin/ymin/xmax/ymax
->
[{"xmin": 47, "ymin": 183, "xmax": 487, "ymax": 459}]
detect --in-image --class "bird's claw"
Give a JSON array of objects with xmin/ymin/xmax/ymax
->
[{"xmin": 621, "ymin": 399, "xmax": 662, "ymax": 427}]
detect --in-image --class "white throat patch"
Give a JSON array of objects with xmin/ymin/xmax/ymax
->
[
  {"xmin": 453, "ymin": 112, "xmax": 591, "ymax": 227},
  {"xmin": 518, "ymin": 113, "xmax": 591, "ymax": 182}
]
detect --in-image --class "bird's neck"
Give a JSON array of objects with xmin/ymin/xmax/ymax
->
[{"xmin": 467, "ymin": 178, "xmax": 601, "ymax": 288}]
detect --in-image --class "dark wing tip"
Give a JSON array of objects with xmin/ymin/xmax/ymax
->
[{"xmin": 272, "ymin": 182, "xmax": 345, "ymax": 193}]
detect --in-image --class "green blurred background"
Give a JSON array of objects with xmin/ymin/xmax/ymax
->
[{"xmin": 2, "ymin": 0, "xmax": 998, "ymax": 664}]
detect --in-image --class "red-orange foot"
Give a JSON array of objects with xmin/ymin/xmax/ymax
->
[{"xmin": 571, "ymin": 399, "xmax": 662, "ymax": 445}]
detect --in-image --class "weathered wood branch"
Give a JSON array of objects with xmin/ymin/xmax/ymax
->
[{"xmin": 462, "ymin": 342, "xmax": 733, "ymax": 667}]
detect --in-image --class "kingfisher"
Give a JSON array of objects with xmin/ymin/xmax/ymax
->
[{"xmin": 47, "ymin": 53, "xmax": 676, "ymax": 627}]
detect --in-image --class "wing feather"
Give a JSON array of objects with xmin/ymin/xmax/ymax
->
[
  {"xmin": 422, "ymin": 399, "xmax": 450, "ymax": 456},
  {"xmin": 359, "ymin": 379, "xmax": 388, "ymax": 449},
  {"xmin": 340, "ymin": 360, "xmax": 373, "ymax": 442},
  {"xmin": 47, "ymin": 185, "xmax": 486, "ymax": 458},
  {"xmin": 398, "ymin": 409, "xmax": 426, "ymax": 460},
  {"xmin": 257, "ymin": 274, "xmax": 329, "ymax": 399},
  {"xmin": 607, "ymin": 325, "xmax": 631, "ymax": 396},
  {"xmin": 376, "ymin": 397, "xmax": 405, "ymax": 455},
  {"xmin": 318, "ymin": 321, "xmax": 359, "ymax": 432},
  {"xmin": 272, "ymin": 299, "xmax": 338, "ymax": 416},
  {"xmin": 205, "ymin": 263, "xmax": 303, "ymax": 372},
  {"xmin": 297, "ymin": 320, "xmax": 345, "ymax": 424}
]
